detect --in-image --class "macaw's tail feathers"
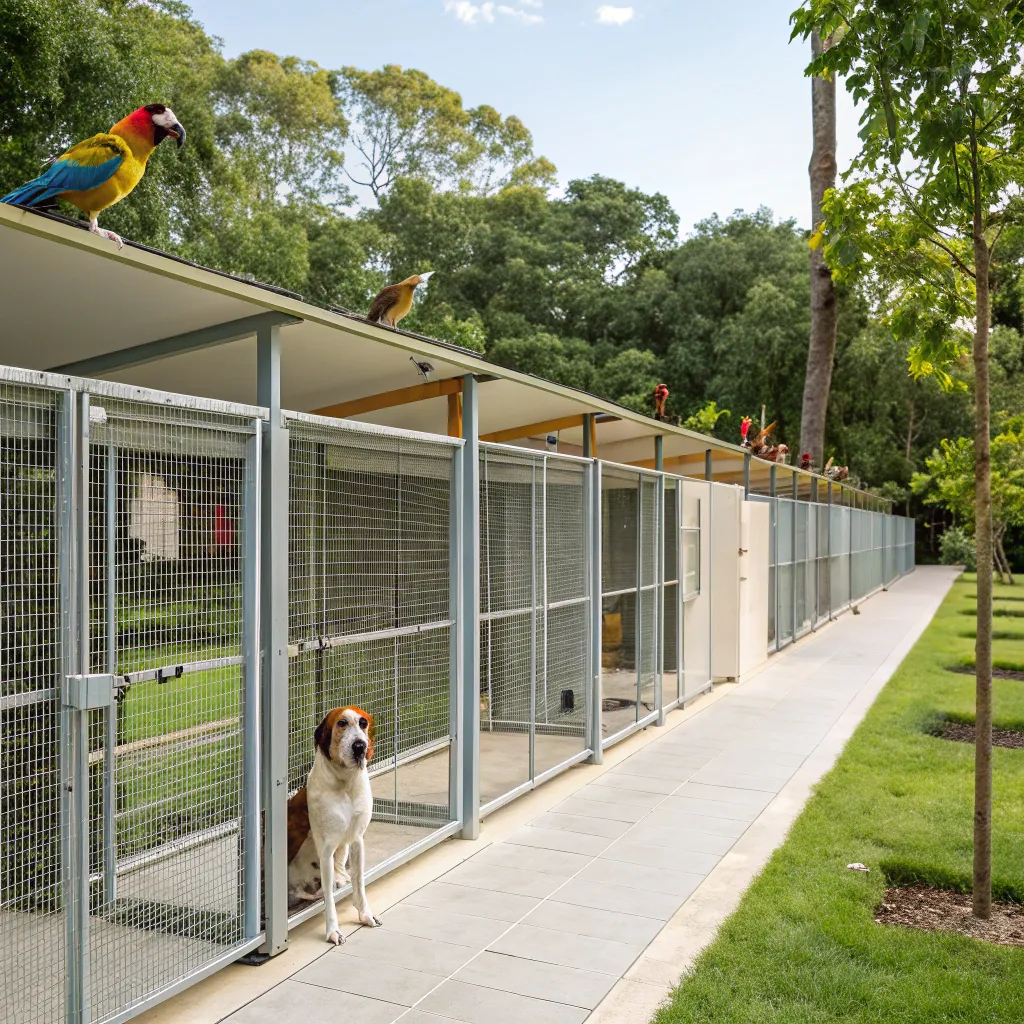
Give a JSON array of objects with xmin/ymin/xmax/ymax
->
[{"xmin": 2, "ymin": 178, "xmax": 66, "ymax": 208}]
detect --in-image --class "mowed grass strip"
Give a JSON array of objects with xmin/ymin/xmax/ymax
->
[{"xmin": 654, "ymin": 573, "xmax": 1024, "ymax": 1024}]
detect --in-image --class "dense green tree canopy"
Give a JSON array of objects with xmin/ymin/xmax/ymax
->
[{"xmin": 1, "ymin": 0, "xmax": 1022, "ymax": 501}]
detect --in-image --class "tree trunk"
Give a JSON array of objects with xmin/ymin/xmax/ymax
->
[
  {"xmin": 800, "ymin": 32, "xmax": 839, "ymax": 467},
  {"xmin": 995, "ymin": 523, "xmax": 1014, "ymax": 585},
  {"xmin": 972, "ymin": 209, "xmax": 993, "ymax": 920}
]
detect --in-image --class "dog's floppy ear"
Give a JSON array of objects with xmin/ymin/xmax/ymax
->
[
  {"xmin": 314, "ymin": 711, "xmax": 336, "ymax": 762},
  {"xmin": 349, "ymin": 706, "xmax": 375, "ymax": 761}
]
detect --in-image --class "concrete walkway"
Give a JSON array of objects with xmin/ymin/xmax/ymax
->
[{"xmin": 219, "ymin": 566, "xmax": 958, "ymax": 1024}]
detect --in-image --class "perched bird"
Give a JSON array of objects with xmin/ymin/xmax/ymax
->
[
  {"xmin": 366, "ymin": 272, "xmax": 434, "ymax": 327},
  {"xmin": 740, "ymin": 416, "xmax": 753, "ymax": 448},
  {"xmin": 653, "ymin": 384, "xmax": 669, "ymax": 420},
  {"xmin": 1, "ymin": 104, "xmax": 185, "ymax": 249},
  {"xmin": 749, "ymin": 421, "xmax": 776, "ymax": 456},
  {"xmin": 822, "ymin": 457, "xmax": 849, "ymax": 481},
  {"xmin": 800, "ymin": 452, "xmax": 813, "ymax": 472}
]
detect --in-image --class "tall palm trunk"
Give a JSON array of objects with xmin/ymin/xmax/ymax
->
[{"xmin": 800, "ymin": 32, "xmax": 839, "ymax": 468}]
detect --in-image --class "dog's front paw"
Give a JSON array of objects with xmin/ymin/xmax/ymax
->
[
  {"xmin": 358, "ymin": 911, "xmax": 382, "ymax": 928},
  {"xmin": 326, "ymin": 927, "xmax": 345, "ymax": 946}
]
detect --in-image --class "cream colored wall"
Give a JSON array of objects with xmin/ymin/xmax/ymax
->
[
  {"xmin": 710, "ymin": 483, "xmax": 742, "ymax": 680},
  {"xmin": 681, "ymin": 479, "xmax": 712, "ymax": 696}
]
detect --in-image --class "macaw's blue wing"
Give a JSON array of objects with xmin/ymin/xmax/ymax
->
[{"xmin": 1, "ymin": 134, "xmax": 126, "ymax": 208}]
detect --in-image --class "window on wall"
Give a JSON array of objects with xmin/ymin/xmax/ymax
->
[{"xmin": 681, "ymin": 525, "xmax": 701, "ymax": 600}]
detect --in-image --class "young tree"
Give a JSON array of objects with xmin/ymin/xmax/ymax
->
[
  {"xmin": 913, "ymin": 416, "xmax": 1024, "ymax": 584},
  {"xmin": 800, "ymin": 31, "xmax": 839, "ymax": 467},
  {"xmin": 792, "ymin": 0, "xmax": 1024, "ymax": 918}
]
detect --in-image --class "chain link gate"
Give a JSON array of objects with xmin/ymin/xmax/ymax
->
[
  {"xmin": 0, "ymin": 378, "xmax": 68, "ymax": 1024},
  {"xmin": 600, "ymin": 464, "xmax": 662, "ymax": 748},
  {"xmin": 478, "ymin": 445, "xmax": 593, "ymax": 814},
  {"xmin": 73, "ymin": 388, "xmax": 262, "ymax": 1023},
  {"xmin": 284, "ymin": 414, "xmax": 461, "ymax": 929}
]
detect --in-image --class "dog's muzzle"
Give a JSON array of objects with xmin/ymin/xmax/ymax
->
[{"xmin": 352, "ymin": 739, "xmax": 367, "ymax": 762}]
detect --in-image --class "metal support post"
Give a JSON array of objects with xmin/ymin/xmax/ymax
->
[
  {"xmin": 654, "ymin": 435, "xmax": 664, "ymax": 472},
  {"xmin": 242, "ymin": 419, "xmax": 263, "ymax": 940},
  {"xmin": 72, "ymin": 394, "xmax": 92, "ymax": 1023},
  {"xmin": 588, "ymin": 460, "xmax": 603, "ymax": 763},
  {"xmin": 743, "ymin": 453, "xmax": 751, "ymax": 497},
  {"xmin": 582, "ymin": 413, "xmax": 595, "ymax": 459},
  {"xmin": 103, "ymin": 443, "xmax": 117, "ymax": 905},
  {"xmin": 827, "ymin": 483, "xmax": 833, "ymax": 619},
  {"xmin": 704, "ymin": 449, "xmax": 713, "ymax": 481},
  {"xmin": 57, "ymin": 389, "xmax": 81, "ymax": 1024},
  {"xmin": 674, "ymin": 481, "xmax": 684, "ymax": 705},
  {"xmin": 459, "ymin": 375, "xmax": 481, "ymax": 838},
  {"xmin": 809, "ymin": 478, "xmax": 819, "ymax": 630},
  {"xmin": 257, "ymin": 324, "xmax": 290, "ymax": 956},
  {"xmin": 792, "ymin": 470, "xmax": 798, "ymax": 639},
  {"xmin": 655, "ymin": 473, "xmax": 666, "ymax": 726}
]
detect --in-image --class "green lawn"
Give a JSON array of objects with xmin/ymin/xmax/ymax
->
[{"xmin": 654, "ymin": 573, "xmax": 1024, "ymax": 1024}]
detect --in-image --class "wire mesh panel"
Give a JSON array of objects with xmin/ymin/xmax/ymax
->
[
  {"xmin": 83, "ymin": 394, "xmax": 259, "ymax": 1024},
  {"xmin": 816, "ymin": 501, "xmax": 830, "ymax": 625},
  {"xmin": 479, "ymin": 445, "xmax": 590, "ymax": 812},
  {"xmin": 662, "ymin": 479, "xmax": 681, "ymax": 711},
  {"xmin": 776, "ymin": 499, "xmax": 795, "ymax": 647},
  {"xmin": 0, "ymin": 382, "xmax": 66, "ymax": 1024},
  {"xmin": 794, "ymin": 502, "xmax": 814, "ymax": 639},
  {"xmin": 830, "ymin": 505, "xmax": 851, "ymax": 612},
  {"xmin": 286, "ymin": 416, "xmax": 457, "ymax": 919},
  {"xmin": 601, "ymin": 465, "xmax": 660, "ymax": 747}
]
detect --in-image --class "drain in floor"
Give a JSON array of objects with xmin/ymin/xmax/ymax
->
[{"xmin": 602, "ymin": 697, "xmax": 637, "ymax": 712}]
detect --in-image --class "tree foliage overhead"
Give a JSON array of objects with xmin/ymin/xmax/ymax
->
[{"xmin": 1, "ymin": 0, "xmax": 1023, "ymax": 502}]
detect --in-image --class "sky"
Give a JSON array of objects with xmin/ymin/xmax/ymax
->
[{"xmin": 184, "ymin": 0, "xmax": 862, "ymax": 235}]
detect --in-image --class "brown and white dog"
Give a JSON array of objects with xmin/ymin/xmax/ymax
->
[{"xmin": 286, "ymin": 706, "xmax": 382, "ymax": 944}]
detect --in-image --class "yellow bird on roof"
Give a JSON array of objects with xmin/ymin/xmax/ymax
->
[{"xmin": 365, "ymin": 272, "xmax": 434, "ymax": 327}]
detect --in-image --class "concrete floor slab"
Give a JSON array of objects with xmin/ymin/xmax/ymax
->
[
  {"xmin": 417, "ymin": 979, "xmax": 590, "ymax": 1024},
  {"xmin": 453, "ymin": 950, "xmax": 617, "ymax": 1010}
]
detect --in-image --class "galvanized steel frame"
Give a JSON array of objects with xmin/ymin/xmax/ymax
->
[{"xmin": 0, "ymin": 354, "xmax": 918, "ymax": 1024}]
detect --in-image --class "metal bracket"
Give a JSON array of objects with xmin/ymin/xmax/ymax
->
[{"xmin": 63, "ymin": 674, "xmax": 119, "ymax": 710}]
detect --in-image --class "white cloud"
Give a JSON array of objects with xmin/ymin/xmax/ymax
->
[
  {"xmin": 498, "ymin": 4, "xmax": 544, "ymax": 24},
  {"xmin": 446, "ymin": 1, "xmax": 543, "ymax": 25},
  {"xmin": 596, "ymin": 4, "xmax": 634, "ymax": 25},
  {"xmin": 445, "ymin": 1, "xmax": 495, "ymax": 24}
]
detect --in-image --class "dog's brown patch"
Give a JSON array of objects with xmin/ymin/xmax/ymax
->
[{"xmin": 287, "ymin": 787, "xmax": 310, "ymax": 863}]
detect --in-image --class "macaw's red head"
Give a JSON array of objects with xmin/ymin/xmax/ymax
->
[
  {"xmin": 117, "ymin": 104, "xmax": 186, "ymax": 148},
  {"xmin": 740, "ymin": 416, "xmax": 752, "ymax": 440},
  {"xmin": 654, "ymin": 384, "xmax": 669, "ymax": 399}
]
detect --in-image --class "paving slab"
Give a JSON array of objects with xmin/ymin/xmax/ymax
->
[{"xmin": 216, "ymin": 567, "xmax": 956, "ymax": 1024}]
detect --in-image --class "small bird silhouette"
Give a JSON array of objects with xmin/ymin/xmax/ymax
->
[{"xmin": 366, "ymin": 272, "xmax": 434, "ymax": 327}]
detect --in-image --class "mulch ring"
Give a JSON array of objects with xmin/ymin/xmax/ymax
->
[
  {"xmin": 950, "ymin": 665, "xmax": 1024, "ymax": 682},
  {"xmin": 876, "ymin": 884, "xmax": 1024, "ymax": 946},
  {"xmin": 929, "ymin": 720, "xmax": 1024, "ymax": 749}
]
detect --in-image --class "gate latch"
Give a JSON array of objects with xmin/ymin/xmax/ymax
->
[{"xmin": 63, "ymin": 674, "xmax": 119, "ymax": 710}]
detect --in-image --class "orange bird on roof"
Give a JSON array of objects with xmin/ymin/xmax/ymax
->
[{"xmin": 366, "ymin": 272, "xmax": 435, "ymax": 328}]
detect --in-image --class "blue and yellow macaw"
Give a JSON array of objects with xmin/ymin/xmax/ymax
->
[{"xmin": 2, "ymin": 103, "xmax": 185, "ymax": 248}]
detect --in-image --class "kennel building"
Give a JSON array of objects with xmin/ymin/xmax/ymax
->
[{"xmin": 0, "ymin": 206, "xmax": 915, "ymax": 1024}]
